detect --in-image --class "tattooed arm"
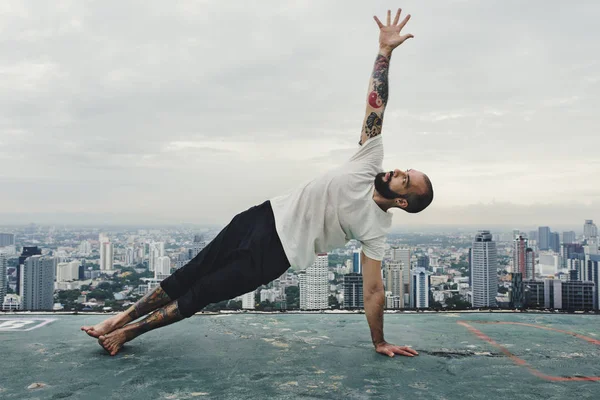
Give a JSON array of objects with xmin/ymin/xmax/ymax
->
[{"xmin": 359, "ymin": 8, "xmax": 414, "ymax": 146}]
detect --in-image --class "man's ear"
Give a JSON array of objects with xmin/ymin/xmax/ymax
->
[{"xmin": 396, "ymin": 198, "xmax": 408, "ymax": 209}]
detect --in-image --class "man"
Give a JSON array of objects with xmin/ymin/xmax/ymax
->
[{"xmin": 82, "ymin": 8, "xmax": 433, "ymax": 358}]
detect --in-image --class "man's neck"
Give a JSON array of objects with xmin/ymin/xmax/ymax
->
[{"xmin": 372, "ymin": 190, "xmax": 394, "ymax": 212}]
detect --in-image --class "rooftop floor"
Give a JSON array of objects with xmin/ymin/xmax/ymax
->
[{"xmin": 1, "ymin": 312, "xmax": 599, "ymax": 399}]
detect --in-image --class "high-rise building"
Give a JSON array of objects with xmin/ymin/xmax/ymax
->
[
  {"xmin": 20, "ymin": 255, "xmax": 56, "ymax": 310},
  {"xmin": 582, "ymin": 254, "xmax": 600, "ymax": 310},
  {"xmin": 56, "ymin": 260, "xmax": 80, "ymax": 282},
  {"xmin": 241, "ymin": 291, "xmax": 255, "ymax": 309},
  {"xmin": 0, "ymin": 254, "xmax": 7, "ymax": 304},
  {"xmin": 125, "ymin": 247, "xmax": 135, "ymax": 266},
  {"xmin": 155, "ymin": 256, "xmax": 171, "ymax": 280},
  {"xmin": 78, "ymin": 240, "xmax": 92, "ymax": 256},
  {"xmin": 417, "ymin": 256, "xmax": 429, "ymax": 270},
  {"xmin": 384, "ymin": 261, "xmax": 404, "ymax": 309},
  {"xmin": 523, "ymin": 279, "xmax": 595, "ymax": 311},
  {"xmin": 391, "ymin": 246, "xmax": 411, "ymax": 304},
  {"xmin": 525, "ymin": 248, "xmax": 535, "ymax": 280},
  {"xmin": 100, "ymin": 241, "xmax": 114, "ymax": 271},
  {"xmin": 583, "ymin": 220, "xmax": 598, "ymax": 240},
  {"xmin": 16, "ymin": 246, "xmax": 42, "ymax": 295},
  {"xmin": 410, "ymin": 268, "xmax": 430, "ymax": 309},
  {"xmin": 538, "ymin": 227, "xmax": 551, "ymax": 251},
  {"xmin": 343, "ymin": 273, "xmax": 363, "ymax": 309},
  {"xmin": 352, "ymin": 250, "xmax": 361, "ymax": 274},
  {"xmin": 189, "ymin": 236, "xmax": 207, "ymax": 260},
  {"xmin": 562, "ymin": 231, "xmax": 577, "ymax": 245},
  {"xmin": 549, "ymin": 232, "xmax": 560, "ymax": 253},
  {"xmin": 147, "ymin": 242, "xmax": 164, "ymax": 272},
  {"xmin": 561, "ymin": 243, "xmax": 584, "ymax": 268},
  {"xmin": 299, "ymin": 253, "xmax": 329, "ymax": 310},
  {"xmin": 470, "ymin": 231, "xmax": 498, "ymax": 308},
  {"xmin": 510, "ymin": 272, "xmax": 524, "ymax": 309},
  {"xmin": 513, "ymin": 236, "xmax": 527, "ymax": 275},
  {"xmin": 0, "ymin": 233, "xmax": 15, "ymax": 247}
]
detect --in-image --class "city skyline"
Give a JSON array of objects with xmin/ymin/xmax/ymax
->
[{"xmin": 1, "ymin": 1, "xmax": 599, "ymax": 226}]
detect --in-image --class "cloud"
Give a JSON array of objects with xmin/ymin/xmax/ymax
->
[{"xmin": 0, "ymin": 0, "xmax": 599, "ymax": 226}]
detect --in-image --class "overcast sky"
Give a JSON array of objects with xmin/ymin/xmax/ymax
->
[{"xmin": 0, "ymin": 0, "xmax": 598, "ymax": 229}]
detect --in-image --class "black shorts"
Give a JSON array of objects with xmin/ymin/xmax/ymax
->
[{"xmin": 160, "ymin": 200, "xmax": 290, "ymax": 317}]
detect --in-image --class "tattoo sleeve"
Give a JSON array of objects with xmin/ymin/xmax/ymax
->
[{"xmin": 360, "ymin": 53, "xmax": 391, "ymax": 145}]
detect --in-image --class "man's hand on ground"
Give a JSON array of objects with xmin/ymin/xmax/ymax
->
[
  {"xmin": 373, "ymin": 8, "xmax": 413, "ymax": 55},
  {"xmin": 375, "ymin": 341, "xmax": 419, "ymax": 358}
]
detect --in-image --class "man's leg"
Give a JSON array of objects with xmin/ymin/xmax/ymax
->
[
  {"xmin": 98, "ymin": 299, "xmax": 184, "ymax": 356},
  {"xmin": 81, "ymin": 285, "xmax": 172, "ymax": 338}
]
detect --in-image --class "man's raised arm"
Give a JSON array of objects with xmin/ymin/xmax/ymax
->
[{"xmin": 359, "ymin": 9, "xmax": 413, "ymax": 146}]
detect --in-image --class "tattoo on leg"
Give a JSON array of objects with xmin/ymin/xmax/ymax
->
[
  {"xmin": 128, "ymin": 301, "xmax": 184, "ymax": 337},
  {"xmin": 126, "ymin": 286, "xmax": 172, "ymax": 321}
]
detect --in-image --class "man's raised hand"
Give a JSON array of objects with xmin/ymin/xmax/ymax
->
[{"xmin": 373, "ymin": 9, "xmax": 413, "ymax": 55}]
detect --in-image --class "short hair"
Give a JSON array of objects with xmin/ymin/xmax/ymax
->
[{"xmin": 400, "ymin": 174, "xmax": 434, "ymax": 213}]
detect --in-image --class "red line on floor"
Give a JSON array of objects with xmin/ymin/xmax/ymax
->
[{"xmin": 457, "ymin": 320, "xmax": 600, "ymax": 382}]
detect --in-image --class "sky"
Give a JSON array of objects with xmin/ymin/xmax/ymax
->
[{"xmin": 0, "ymin": 0, "xmax": 599, "ymax": 229}]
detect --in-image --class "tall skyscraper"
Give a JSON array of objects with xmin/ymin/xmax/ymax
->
[
  {"xmin": 513, "ymin": 236, "xmax": 527, "ymax": 275},
  {"xmin": 561, "ymin": 243, "xmax": 584, "ymax": 269},
  {"xmin": 391, "ymin": 246, "xmax": 411, "ymax": 304},
  {"xmin": 78, "ymin": 240, "xmax": 92, "ymax": 256},
  {"xmin": 56, "ymin": 260, "xmax": 80, "ymax": 282},
  {"xmin": 155, "ymin": 256, "xmax": 171, "ymax": 279},
  {"xmin": 0, "ymin": 254, "xmax": 7, "ymax": 304},
  {"xmin": 352, "ymin": 250, "xmax": 361, "ymax": 274},
  {"xmin": 470, "ymin": 231, "xmax": 498, "ymax": 308},
  {"xmin": 100, "ymin": 241, "xmax": 114, "ymax": 271},
  {"xmin": 343, "ymin": 273, "xmax": 364, "ymax": 309},
  {"xmin": 583, "ymin": 220, "xmax": 598, "ymax": 240},
  {"xmin": 148, "ymin": 242, "xmax": 164, "ymax": 272},
  {"xmin": 241, "ymin": 291, "xmax": 255, "ymax": 309},
  {"xmin": 538, "ymin": 227, "xmax": 551, "ymax": 251},
  {"xmin": 549, "ymin": 232, "xmax": 560, "ymax": 253},
  {"xmin": 410, "ymin": 268, "xmax": 430, "ymax": 309},
  {"xmin": 385, "ymin": 261, "xmax": 404, "ymax": 309},
  {"xmin": 0, "ymin": 233, "xmax": 15, "ymax": 247},
  {"xmin": 582, "ymin": 253, "xmax": 600, "ymax": 310},
  {"xmin": 189, "ymin": 236, "xmax": 207, "ymax": 260},
  {"xmin": 562, "ymin": 231, "xmax": 577, "ymax": 245},
  {"xmin": 16, "ymin": 246, "xmax": 41, "ymax": 295},
  {"xmin": 525, "ymin": 248, "xmax": 535, "ymax": 280},
  {"xmin": 20, "ymin": 255, "xmax": 55, "ymax": 311},
  {"xmin": 299, "ymin": 253, "xmax": 328, "ymax": 310}
]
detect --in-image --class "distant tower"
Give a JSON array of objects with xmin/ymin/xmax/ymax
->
[
  {"xmin": 352, "ymin": 250, "xmax": 361, "ymax": 274},
  {"xmin": 100, "ymin": 242, "xmax": 114, "ymax": 271},
  {"xmin": 189, "ymin": 236, "xmax": 207, "ymax": 260},
  {"xmin": 385, "ymin": 261, "xmax": 404, "ymax": 309},
  {"xmin": 0, "ymin": 254, "xmax": 7, "ymax": 304},
  {"xmin": 148, "ymin": 242, "xmax": 164, "ymax": 272},
  {"xmin": 525, "ymin": 248, "xmax": 535, "ymax": 280},
  {"xmin": 391, "ymin": 246, "xmax": 411, "ymax": 305},
  {"xmin": 562, "ymin": 231, "xmax": 577, "ymax": 245},
  {"xmin": 538, "ymin": 227, "xmax": 551, "ymax": 251},
  {"xmin": 155, "ymin": 256, "xmax": 171, "ymax": 280},
  {"xmin": 513, "ymin": 236, "xmax": 527, "ymax": 276},
  {"xmin": 549, "ymin": 232, "xmax": 560, "ymax": 253},
  {"xmin": 16, "ymin": 246, "xmax": 41, "ymax": 295},
  {"xmin": 241, "ymin": 291, "xmax": 255, "ymax": 309},
  {"xmin": 470, "ymin": 231, "xmax": 498, "ymax": 308},
  {"xmin": 20, "ymin": 255, "xmax": 56, "ymax": 310},
  {"xmin": 410, "ymin": 268, "xmax": 430, "ymax": 309},
  {"xmin": 343, "ymin": 273, "xmax": 364, "ymax": 309},
  {"xmin": 299, "ymin": 253, "xmax": 328, "ymax": 310},
  {"xmin": 584, "ymin": 220, "xmax": 598, "ymax": 240},
  {"xmin": 0, "ymin": 233, "xmax": 15, "ymax": 247}
]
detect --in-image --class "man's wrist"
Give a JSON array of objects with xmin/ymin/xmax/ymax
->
[
  {"xmin": 373, "ymin": 339, "xmax": 386, "ymax": 348},
  {"xmin": 378, "ymin": 46, "xmax": 393, "ymax": 58}
]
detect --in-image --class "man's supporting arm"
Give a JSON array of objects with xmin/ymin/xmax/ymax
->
[{"xmin": 361, "ymin": 252, "xmax": 386, "ymax": 346}]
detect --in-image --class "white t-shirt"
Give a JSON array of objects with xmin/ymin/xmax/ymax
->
[{"xmin": 270, "ymin": 136, "xmax": 393, "ymax": 269}]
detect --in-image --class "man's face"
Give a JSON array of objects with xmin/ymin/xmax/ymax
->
[{"xmin": 374, "ymin": 169, "xmax": 427, "ymax": 202}]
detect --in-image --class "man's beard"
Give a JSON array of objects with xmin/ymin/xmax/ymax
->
[{"xmin": 374, "ymin": 171, "xmax": 401, "ymax": 200}]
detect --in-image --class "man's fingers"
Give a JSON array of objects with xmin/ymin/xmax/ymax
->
[
  {"xmin": 398, "ymin": 14, "xmax": 411, "ymax": 31},
  {"xmin": 392, "ymin": 8, "xmax": 401, "ymax": 26},
  {"xmin": 386, "ymin": 9, "xmax": 391, "ymax": 26},
  {"xmin": 399, "ymin": 34, "xmax": 414, "ymax": 44},
  {"xmin": 404, "ymin": 347, "xmax": 419, "ymax": 356},
  {"xmin": 373, "ymin": 15, "xmax": 384, "ymax": 29}
]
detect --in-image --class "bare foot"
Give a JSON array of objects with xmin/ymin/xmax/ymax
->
[
  {"xmin": 81, "ymin": 314, "xmax": 127, "ymax": 338},
  {"xmin": 98, "ymin": 329, "xmax": 130, "ymax": 356}
]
